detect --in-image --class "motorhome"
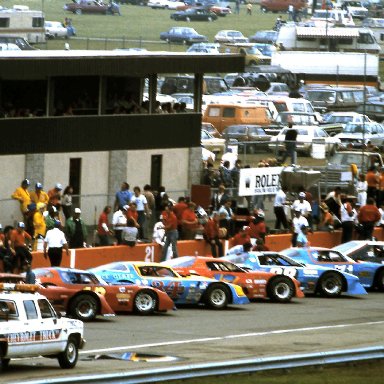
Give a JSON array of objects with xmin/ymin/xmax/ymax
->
[
  {"xmin": 310, "ymin": 8, "xmax": 355, "ymax": 26},
  {"xmin": 362, "ymin": 18, "xmax": 384, "ymax": 56},
  {"xmin": 0, "ymin": 5, "xmax": 45, "ymax": 43},
  {"xmin": 276, "ymin": 24, "xmax": 380, "ymax": 54}
]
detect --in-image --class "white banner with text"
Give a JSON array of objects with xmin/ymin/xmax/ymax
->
[{"xmin": 239, "ymin": 167, "xmax": 283, "ymax": 196}]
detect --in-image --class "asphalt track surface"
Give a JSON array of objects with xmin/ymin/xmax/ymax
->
[{"xmin": 5, "ymin": 292, "xmax": 384, "ymax": 383}]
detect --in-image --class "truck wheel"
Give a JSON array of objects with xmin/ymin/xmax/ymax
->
[
  {"xmin": 204, "ymin": 284, "xmax": 229, "ymax": 309},
  {"xmin": 134, "ymin": 290, "xmax": 157, "ymax": 315},
  {"xmin": 58, "ymin": 336, "xmax": 78, "ymax": 369},
  {"xmin": 69, "ymin": 294, "xmax": 99, "ymax": 321}
]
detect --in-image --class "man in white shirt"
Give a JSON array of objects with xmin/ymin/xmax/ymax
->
[
  {"xmin": 274, "ymin": 186, "xmax": 288, "ymax": 230},
  {"xmin": 112, "ymin": 206, "xmax": 127, "ymax": 244},
  {"xmin": 130, "ymin": 186, "xmax": 150, "ymax": 240},
  {"xmin": 291, "ymin": 209, "xmax": 309, "ymax": 247},
  {"xmin": 43, "ymin": 220, "xmax": 69, "ymax": 267}
]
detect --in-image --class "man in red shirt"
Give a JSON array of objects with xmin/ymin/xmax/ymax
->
[
  {"xmin": 232, "ymin": 226, "xmax": 251, "ymax": 246},
  {"xmin": 126, "ymin": 202, "xmax": 140, "ymax": 228},
  {"xmin": 204, "ymin": 212, "xmax": 223, "ymax": 258},
  {"xmin": 358, "ymin": 197, "xmax": 381, "ymax": 240},
  {"xmin": 10, "ymin": 222, "xmax": 32, "ymax": 273},
  {"xmin": 161, "ymin": 203, "xmax": 179, "ymax": 262},
  {"xmin": 181, "ymin": 202, "xmax": 198, "ymax": 240},
  {"xmin": 97, "ymin": 205, "xmax": 113, "ymax": 246},
  {"xmin": 173, "ymin": 196, "xmax": 188, "ymax": 235},
  {"xmin": 247, "ymin": 211, "xmax": 267, "ymax": 241}
]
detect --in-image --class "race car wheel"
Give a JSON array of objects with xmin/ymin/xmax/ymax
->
[
  {"xmin": 1, "ymin": 358, "xmax": 10, "ymax": 370},
  {"xmin": 204, "ymin": 284, "xmax": 229, "ymax": 309},
  {"xmin": 134, "ymin": 290, "xmax": 157, "ymax": 315},
  {"xmin": 58, "ymin": 336, "xmax": 78, "ymax": 369},
  {"xmin": 69, "ymin": 294, "xmax": 99, "ymax": 321},
  {"xmin": 267, "ymin": 276, "xmax": 294, "ymax": 303},
  {"xmin": 374, "ymin": 268, "xmax": 384, "ymax": 290},
  {"xmin": 318, "ymin": 272, "xmax": 343, "ymax": 297}
]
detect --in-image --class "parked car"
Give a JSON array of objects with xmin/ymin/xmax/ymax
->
[
  {"xmin": 45, "ymin": 21, "xmax": 69, "ymax": 39},
  {"xmin": 33, "ymin": 267, "xmax": 175, "ymax": 320},
  {"xmin": 214, "ymin": 30, "xmax": 248, "ymax": 43},
  {"xmin": 275, "ymin": 111, "xmax": 320, "ymax": 127},
  {"xmin": 222, "ymin": 251, "xmax": 367, "ymax": 297},
  {"xmin": 64, "ymin": 0, "xmax": 120, "ymax": 14},
  {"xmin": 322, "ymin": 112, "xmax": 372, "ymax": 129},
  {"xmin": 251, "ymin": 43, "xmax": 277, "ymax": 57},
  {"xmin": 201, "ymin": 129, "xmax": 226, "ymax": 155},
  {"xmin": 248, "ymin": 30, "xmax": 278, "ymax": 44},
  {"xmin": 265, "ymin": 82, "xmax": 290, "ymax": 96},
  {"xmin": 202, "ymin": 122, "xmax": 222, "ymax": 137},
  {"xmin": 269, "ymin": 126, "xmax": 340, "ymax": 156},
  {"xmin": 209, "ymin": 5, "xmax": 231, "ymax": 16},
  {"xmin": 148, "ymin": 0, "xmax": 186, "ymax": 9},
  {"xmin": 160, "ymin": 27, "xmax": 208, "ymax": 45},
  {"xmin": 187, "ymin": 42, "xmax": 220, "ymax": 53},
  {"xmin": 356, "ymin": 102, "xmax": 384, "ymax": 122},
  {"xmin": 90, "ymin": 261, "xmax": 250, "ymax": 309},
  {"xmin": 333, "ymin": 241, "xmax": 384, "ymax": 264},
  {"xmin": 0, "ymin": 36, "xmax": 36, "ymax": 50},
  {"xmin": 163, "ymin": 256, "xmax": 304, "ymax": 302},
  {"xmin": 281, "ymin": 247, "xmax": 384, "ymax": 290},
  {"xmin": 0, "ymin": 43, "xmax": 21, "ymax": 51},
  {"xmin": 171, "ymin": 7, "xmax": 218, "ymax": 21},
  {"xmin": 222, "ymin": 124, "xmax": 271, "ymax": 153},
  {"xmin": 334, "ymin": 121, "xmax": 384, "ymax": 149}
]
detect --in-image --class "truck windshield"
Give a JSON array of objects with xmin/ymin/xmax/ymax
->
[{"xmin": 307, "ymin": 91, "xmax": 336, "ymax": 102}]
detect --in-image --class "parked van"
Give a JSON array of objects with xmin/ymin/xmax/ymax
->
[
  {"xmin": 202, "ymin": 104, "xmax": 273, "ymax": 133},
  {"xmin": 305, "ymin": 87, "xmax": 365, "ymax": 113},
  {"xmin": 260, "ymin": 0, "xmax": 306, "ymax": 13}
]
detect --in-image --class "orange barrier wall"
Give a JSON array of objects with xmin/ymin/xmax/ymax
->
[{"xmin": 30, "ymin": 228, "xmax": 384, "ymax": 270}]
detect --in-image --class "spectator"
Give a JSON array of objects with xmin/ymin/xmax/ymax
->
[
  {"xmin": 122, "ymin": 218, "xmax": 138, "ymax": 247},
  {"xmin": 366, "ymin": 166, "xmax": 379, "ymax": 201},
  {"xmin": 173, "ymin": 196, "xmax": 188, "ymax": 236},
  {"xmin": 112, "ymin": 205, "xmax": 128, "ymax": 244},
  {"xmin": 62, "ymin": 185, "xmax": 74, "ymax": 220},
  {"xmin": 97, "ymin": 205, "xmax": 113, "ymax": 246},
  {"xmin": 220, "ymin": 160, "xmax": 233, "ymax": 188},
  {"xmin": 30, "ymin": 182, "xmax": 49, "ymax": 207},
  {"xmin": 45, "ymin": 206, "xmax": 60, "ymax": 232},
  {"xmin": 246, "ymin": 2, "xmax": 252, "ymax": 14},
  {"xmin": 11, "ymin": 179, "xmax": 31, "ymax": 219},
  {"xmin": 160, "ymin": 203, "xmax": 179, "ymax": 262},
  {"xmin": 44, "ymin": 220, "xmax": 70, "ymax": 267},
  {"xmin": 10, "ymin": 222, "xmax": 32, "ymax": 273},
  {"xmin": 126, "ymin": 202, "xmax": 140, "ymax": 228},
  {"xmin": 378, "ymin": 168, "xmax": 384, "ymax": 207},
  {"xmin": 181, "ymin": 202, "xmax": 199, "ymax": 240},
  {"xmin": 274, "ymin": 185, "xmax": 289, "ymax": 230},
  {"xmin": 218, "ymin": 199, "xmax": 236, "ymax": 238},
  {"xmin": 247, "ymin": 210, "xmax": 267, "ymax": 241},
  {"xmin": 33, "ymin": 203, "xmax": 47, "ymax": 251},
  {"xmin": 114, "ymin": 182, "xmax": 133, "ymax": 211},
  {"xmin": 48, "ymin": 183, "xmax": 63, "ymax": 211},
  {"xmin": 291, "ymin": 209, "xmax": 308, "ymax": 247},
  {"xmin": 25, "ymin": 263, "xmax": 36, "ymax": 284},
  {"xmin": 143, "ymin": 184, "xmax": 156, "ymax": 240},
  {"xmin": 291, "ymin": 192, "xmax": 312, "ymax": 228},
  {"xmin": 231, "ymin": 159, "xmax": 242, "ymax": 190},
  {"xmin": 318, "ymin": 205, "xmax": 334, "ymax": 232},
  {"xmin": 325, "ymin": 187, "xmax": 342, "ymax": 220},
  {"xmin": 204, "ymin": 211, "xmax": 223, "ymax": 258},
  {"xmin": 296, "ymin": 225, "xmax": 309, "ymax": 247},
  {"xmin": 64, "ymin": 208, "xmax": 88, "ymax": 248},
  {"xmin": 340, "ymin": 195, "xmax": 355, "ymax": 243},
  {"xmin": 280, "ymin": 123, "xmax": 297, "ymax": 165},
  {"xmin": 357, "ymin": 197, "xmax": 381, "ymax": 240},
  {"xmin": 211, "ymin": 184, "xmax": 230, "ymax": 211},
  {"xmin": 232, "ymin": 226, "xmax": 251, "ymax": 246},
  {"xmin": 130, "ymin": 186, "xmax": 150, "ymax": 240}
]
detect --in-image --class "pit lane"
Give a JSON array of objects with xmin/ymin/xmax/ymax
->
[{"xmin": 5, "ymin": 293, "xmax": 384, "ymax": 383}]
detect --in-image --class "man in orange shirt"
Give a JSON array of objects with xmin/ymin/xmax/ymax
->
[
  {"xmin": 161, "ymin": 203, "xmax": 179, "ymax": 262},
  {"xmin": 204, "ymin": 212, "xmax": 223, "ymax": 258},
  {"xmin": 181, "ymin": 202, "xmax": 198, "ymax": 240},
  {"xmin": 48, "ymin": 183, "xmax": 63, "ymax": 211},
  {"xmin": 366, "ymin": 167, "xmax": 379, "ymax": 202},
  {"xmin": 357, "ymin": 197, "xmax": 381, "ymax": 240},
  {"xmin": 10, "ymin": 222, "xmax": 32, "ymax": 273}
]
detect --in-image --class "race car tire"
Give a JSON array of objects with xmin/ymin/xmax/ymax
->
[
  {"xmin": 69, "ymin": 294, "xmax": 99, "ymax": 321},
  {"xmin": 204, "ymin": 284, "xmax": 229, "ymax": 309},
  {"xmin": 134, "ymin": 290, "xmax": 157, "ymax": 315},
  {"xmin": 318, "ymin": 272, "xmax": 343, "ymax": 297},
  {"xmin": 58, "ymin": 336, "xmax": 78, "ymax": 369},
  {"xmin": 1, "ymin": 358, "xmax": 10, "ymax": 370},
  {"xmin": 267, "ymin": 276, "xmax": 295, "ymax": 303},
  {"xmin": 374, "ymin": 268, "xmax": 384, "ymax": 290}
]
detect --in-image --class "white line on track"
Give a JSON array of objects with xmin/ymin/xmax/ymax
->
[{"xmin": 81, "ymin": 320, "xmax": 384, "ymax": 354}]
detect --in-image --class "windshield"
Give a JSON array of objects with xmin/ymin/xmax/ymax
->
[
  {"xmin": 326, "ymin": 115, "xmax": 353, "ymax": 124},
  {"xmin": 246, "ymin": 47, "xmax": 263, "ymax": 55},
  {"xmin": 307, "ymin": 91, "xmax": 336, "ymax": 102},
  {"xmin": 277, "ymin": 113, "xmax": 316, "ymax": 125},
  {"xmin": 343, "ymin": 123, "xmax": 372, "ymax": 133},
  {"xmin": 228, "ymin": 31, "xmax": 243, "ymax": 37}
]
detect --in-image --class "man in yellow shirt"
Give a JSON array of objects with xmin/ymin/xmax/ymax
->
[
  {"xmin": 11, "ymin": 179, "xmax": 31, "ymax": 218},
  {"xmin": 33, "ymin": 202, "xmax": 47, "ymax": 251},
  {"xmin": 30, "ymin": 182, "xmax": 49, "ymax": 207}
]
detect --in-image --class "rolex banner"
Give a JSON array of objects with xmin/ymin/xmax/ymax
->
[{"xmin": 239, "ymin": 167, "xmax": 283, "ymax": 196}]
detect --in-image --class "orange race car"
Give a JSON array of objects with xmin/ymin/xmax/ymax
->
[
  {"xmin": 164, "ymin": 256, "xmax": 304, "ymax": 303},
  {"xmin": 33, "ymin": 267, "xmax": 175, "ymax": 321}
]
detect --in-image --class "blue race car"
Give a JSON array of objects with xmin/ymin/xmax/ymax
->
[
  {"xmin": 89, "ymin": 261, "xmax": 249, "ymax": 309},
  {"xmin": 281, "ymin": 247, "xmax": 384, "ymax": 291},
  {"xmin": 222, "ymin": 250, "xmax": 367, "ymax": 297}
]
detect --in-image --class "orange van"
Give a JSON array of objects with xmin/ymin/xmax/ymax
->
[{"xmin": 202, "ymin": 104, "xmax": 273, "ymax": 133}]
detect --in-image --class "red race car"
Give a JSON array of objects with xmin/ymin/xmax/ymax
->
[
  {"xmin": 164, "ymin": 256, "xmax": 304, "ymax": 303},
  {"xmin": 33, "ymin": 267, "xmax": 175, "ymax": 321}
]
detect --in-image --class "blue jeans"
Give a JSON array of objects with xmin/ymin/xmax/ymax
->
[{"xmin": 161, "ymin": 229, "xmax": 179, "ymax": 262}]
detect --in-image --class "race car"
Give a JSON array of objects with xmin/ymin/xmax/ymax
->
[
  {"xmin": 281, "ymin": 247, "xmax": 384, "ymax": 290},
  {"xmin": 33, "ymin": 267, "xmax": 175, "ymax": 321},
  {"xmin": 89, "ymin": 261, "xmax": 250, "ymax": 309},
  {"xmin": 163, "ymin": 256, "xmax": 304, "ymax": 303},
  {"xmin": 333, "ymin": 241, "xmax": 384, "ymax": 264},
  {"xmin": 221, "ymin": 251, "xmax": 367, "ymax": 297}
]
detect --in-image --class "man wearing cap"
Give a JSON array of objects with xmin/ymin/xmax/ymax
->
[
  {"xmin": 112, "ymin": 205, "xmax": 128, "ymax": 244},
  {"xmin": 11, "ymin": 179, "xmax": 31, "ymax": 219},
  {"xmin": 291, "ymin": 191, "xmax": 312, "ymax": 228},
  {"xmin": 48, "ymin": 183, "xmax": 63, "ymax": 211},
  {"xmin": 30, "ymin": 183, "xmax": 49, "ymax": 206},
  {"xmin": 291, "ymin": 209, "xmax": 309, "ymax": 247},
  {"xmin": 247, "ymin": 210, "xmax": 267, "ymax": 241},
  {"xmin": 33, "ymin": 203, "xmax": 47, "ymax": 251},
  {"xmin": 44, "ymin": 220, "xmax": 70, "ymax": 267},
  {"xmin": 9, "ymin": 222, "xmax": 33, "ymax": 273},
  {"xmin": 64, "ymin": 208, "xmax": 88, "ymax": 248}
]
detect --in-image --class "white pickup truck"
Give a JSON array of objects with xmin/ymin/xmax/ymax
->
[{"xmin": 0, "ymin": 283, "xmax": 85, "ymax": 370}]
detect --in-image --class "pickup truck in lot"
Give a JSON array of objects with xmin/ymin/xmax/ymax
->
[{"xmin": 0, "ymin": 283, "xmax": 85, "ymax": 370}]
